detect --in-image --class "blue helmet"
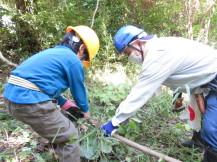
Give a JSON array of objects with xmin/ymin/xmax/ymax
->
[{"xmin": 114, "ymin": 25, "xmax": 144, "ymax": 53}]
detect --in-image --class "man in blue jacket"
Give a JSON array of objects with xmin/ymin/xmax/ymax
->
[{"xmin": 3, "ymin": 25, "xmax": 99, "ymax": 162}]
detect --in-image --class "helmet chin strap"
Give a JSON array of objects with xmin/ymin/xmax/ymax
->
[
  {"xmin": 139, "ymin": 40, "xmax": 144, "ymax": 61},
  {"xmin": 128, "ymin": 40, "xmax": 144, "ymax": 60},
  {"xmin": 78, "ymin": 45, "xmax": 89, "ymax": 61}
]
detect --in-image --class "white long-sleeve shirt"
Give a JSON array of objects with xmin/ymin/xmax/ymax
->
[{"xmin": 112, "ymin": 37, "xmax": 217, "ymax": 126}]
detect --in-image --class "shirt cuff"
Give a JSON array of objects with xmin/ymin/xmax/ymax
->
[
  {"xmin": 55, "ymin": 96, "xmax": 67, "ymax": 106},
  {"xmin": 111, "ymin": 117, "xmax": 121, "ymax": 127}
]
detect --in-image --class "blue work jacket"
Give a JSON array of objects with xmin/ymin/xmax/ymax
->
[{"xmin": 3, "ymin": 45, "xmax": 89, "ymax": 112}]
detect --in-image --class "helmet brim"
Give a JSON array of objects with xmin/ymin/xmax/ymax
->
[
  {"xmin": 140, "ymin": 35, "xmax": 156, "ymax": 41},
  {"xmin": 121, "ymin": 34, "xmax": 156, "ymax": 55},
  {"xmin": 82, "ymin": 61, "xmax": 91, "ymax": 68}
]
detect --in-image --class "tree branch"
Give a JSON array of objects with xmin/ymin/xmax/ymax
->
[
  {"xmin": 204, "ymin": 2, "xmax": 216, "ymax": 13},
  {"xmin": 91, "ymin": 0, "xmax": 99, "ymax": 28},
  {"xmin": 0, "ymin": 51, "xmax": 18, "ymax": 68}
]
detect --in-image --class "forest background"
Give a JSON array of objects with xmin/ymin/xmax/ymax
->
[{"xmin": 0, "ymin": 0, "xmax": 217, "ymax": 161}]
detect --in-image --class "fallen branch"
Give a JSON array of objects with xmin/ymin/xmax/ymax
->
[
  {"xmin": 113, "ymin": 134, "xmax": 181, "ymax": 162},
  {"xmin": 88, "ymin": 119, "xmax": 182, "ymax": 162},
  {"xmin": 0, "ymin": 51, "xmax": 18, "ymax": 68}
]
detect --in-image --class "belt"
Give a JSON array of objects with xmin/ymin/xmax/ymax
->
[{"xmin": 8, "ymin": 75, "xmax": 42, "ymax": 92}]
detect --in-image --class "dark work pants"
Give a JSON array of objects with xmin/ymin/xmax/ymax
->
[{"xmin": 4, "ymin": 98, "xmax": 81, "ymax": 162}]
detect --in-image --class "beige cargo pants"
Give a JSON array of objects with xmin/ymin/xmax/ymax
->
[{"xmin": 4, "ymin": 98, "xmax": 80, "ymax": 162}]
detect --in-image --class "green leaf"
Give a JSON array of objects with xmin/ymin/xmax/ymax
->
[
  {"xmin": 80, "ymin": 145, "xmax": 99, "ymax": 160},
  {"xmin": 128, "ymin": 120, "xmax": 137, "ymax": 130},
  {"xmin": 131, "ymin": 118, "xmax": 142, "ymax": 123},
  {"xmin": 22, "ymin": 131, "xmax": 30, "ymax": 138},
  {"xmin": 40, "ymin": 152, "xmax": 53, "ymax": 160},
  {"xmin": 101, "ymin": 143, "xmax": 112, "ymax": 153},
  {"xmin": 184, "ymin": 124, "xmax": 191, "ymax": 131},
  {"xmin": 30, "ymin": 152, "xmax": 46, "ymax": 162},
  {"xmin": 110, "ymin": 95, "xmax": 119, "ymax": 101},
  {"xmin": 30, "ymin": 141, "xmax": 37, "ymax": 149},
  {"xmin": 69, "ymin": 130, "xmax": 94, "ymax": 144},
  {"xmin": 117, "ymin": 127, "xmax": 126, "ymax": 135},
  {"xmin": 126, "ymin": 157, "xmax": 131, "ymax": 162},
  {"xmin": 176, "ymin": 123, "xmax": 183, "ymax": 129},
  {"xmin": 21, "ymin": 147, "xmax": 31, "ymax": 152}
]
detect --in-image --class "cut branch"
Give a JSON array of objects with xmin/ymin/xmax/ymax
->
[
  {"xmin": 113, "ymin": 134, "xmax": 182, "ymax": 162},
  {"xmin": 88, "ymin": 119, "xmax": 182, "ymax": 162}
]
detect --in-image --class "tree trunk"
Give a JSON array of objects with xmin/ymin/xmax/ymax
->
[
  {"xmin": 183, "ymin": 0, "xmax": 197, "ymax": 40},
  {"xmin": 16, "ymin": 0, "xmax": 27, "ymax": 13},
  {"xmin": 15, "ymin": 0, "xmax": 35, "ymax": 13},
  {"xmin": 197, "ymin": 0, "xmax": 216, "ymax": 44}
]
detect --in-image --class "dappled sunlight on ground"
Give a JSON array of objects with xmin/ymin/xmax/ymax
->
[{"xmin": 89, "ymin": 64, "xmax": 139, "ymax": 86}]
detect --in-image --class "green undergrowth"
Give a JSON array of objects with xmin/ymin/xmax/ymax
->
[
  {"xmin": 0, "ymin": 111, "xmax": 54, "ymax": 161},
  {"xmin": 0, "ymin": 80, "xmax": 202, "ymax": 162},
  {"xmin": 83, "ymin": 83, "xmax": 202, "ymax": 162}
]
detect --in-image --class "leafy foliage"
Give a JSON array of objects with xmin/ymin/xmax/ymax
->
[
  {"xmin": 0, "ymin": 0, "xmax": 216, "ymax": 161},
  {"xmin": 1, "ymin": 0, "xmax": 216, "ymax": 65},
  {"xmin": 0, "ymin": 89, "xmax": 202, "ymax": 161}
]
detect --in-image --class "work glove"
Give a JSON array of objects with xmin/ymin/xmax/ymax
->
[
  {"xmin": 61, "ymin": 100, "xmax": 90, "ymax": 121},
  {"xmin": 101, "ymin": 120, "xmax": 118, "ymax": 136},
  {"xmin": 172, "ymin": 97, "xmax": 185, "ymax": 112},
  {"xmin": 172, "ymin": 92, "xmax": 185, "ymax": 112}
]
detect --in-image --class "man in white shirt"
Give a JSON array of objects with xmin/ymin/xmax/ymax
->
[{"xmin": 101, "ymin": 25, "xmax": 217, "ymax": 161}]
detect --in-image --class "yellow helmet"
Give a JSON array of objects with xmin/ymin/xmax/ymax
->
[{"xmin": 66, "ymin": 25, "xmax": 100, "ymax": 68}]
